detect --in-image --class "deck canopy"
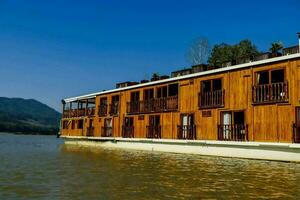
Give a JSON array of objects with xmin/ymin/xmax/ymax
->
[{"xmin": 62, "ymin": 97, "xmax": 96, "ymax": 111}]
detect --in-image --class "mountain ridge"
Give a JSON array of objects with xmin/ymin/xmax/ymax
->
[{"xmin": 0, "ymin": 97, "xmax": 61, "ymax": 135}]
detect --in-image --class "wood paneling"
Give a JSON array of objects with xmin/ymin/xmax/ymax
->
[{"xmin": 61, "ymin": 58, "xmax": 300, "ymax": 143}]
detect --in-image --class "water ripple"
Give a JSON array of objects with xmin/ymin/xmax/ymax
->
[{"xmin": 0, "ymin": 133, "xmax": 299, "ymax": 199}]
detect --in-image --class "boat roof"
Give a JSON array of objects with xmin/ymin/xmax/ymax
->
[{"xmin": 64, "ymin": 53, "xmax": 300, "ymax": 103}]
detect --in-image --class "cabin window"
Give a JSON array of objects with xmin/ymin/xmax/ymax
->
[
  {"xmin": 256, "ymin": 69, "xmax": 285, "ymax": 85},
  {"xmin": 100, "ymin": 97, "xmax": 107, "ymax": 105},
  {"xmin": 201, "ymin": 78, "xmax": 222, "ymax": 92},
  {"xmin": 105, "ymin": 118, "xmax": 113, "ymax": 128},
  {"xmin": 168, "ymin": 83, "xmax": 179, "ymax": 96},
  {"xmin": 130, "ymin": 91, "xmax": 140, "ymax": 102},
  {"xmin": 112, "ymin": 95, "xmax": 119, "ymax": 103},
  {"xmin": 124, "ymin": 117, "xmax": 134, "ymax": 127},
  {"xmin": 157, "ymin": 86, "xmax": 168, "ymax": 98},
  {"xmin": 178, "ymin": 114, "xmax": 196, "ymax": 140},
  {"xmin": 144, "ymin": 89, "xmax": 154, "ymax": 100},
  {"xmin": 219, "ymin": 111, "xmax": 247, "ymax": 141},
  {"xmin": 77, "ymin": 119, "xmax": 83, "ymax": 129},
  {"xmin": 221, "ymin": 111, "xmax": 245, "ymax": 125},
  {"xmin": 271, "ymin": 69, "xmax": 285, "ymax": 83},
  {"xmin": 62, "ymin": 120, "xmax": 68, "ymax": 129},
  {"xmin": 256, "ymin": 71, "xmax": 269, "ymax": 85},
  {"xmin": 202, "ymin": 80, "xmax": 211, "ymax": 93},
  {"xmin": 212, "ymin": 79, "xmax": 222, "ymax": 90},
  {"xmin": 71, "ymin": 120, "xmax": 75, "ymax": 129}
]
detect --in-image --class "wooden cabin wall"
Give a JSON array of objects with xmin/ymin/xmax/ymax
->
[{"xmin": 61, "ymin": 58, "xmax": 300, "ymax": 143}]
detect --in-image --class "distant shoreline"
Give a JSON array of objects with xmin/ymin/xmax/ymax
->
[{"xmin": 0, "ymin": 131, "xmax": 57, "ymax": 136}]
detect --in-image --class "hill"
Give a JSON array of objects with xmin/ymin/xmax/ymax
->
[{"xmin": 0, "ymin": 97, "xmax": 61, "ymax": 135}]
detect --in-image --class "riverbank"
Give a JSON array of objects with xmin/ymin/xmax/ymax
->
[{"xmin": 62, "ymin": 136, "xmax": 300, "ymax": 163}]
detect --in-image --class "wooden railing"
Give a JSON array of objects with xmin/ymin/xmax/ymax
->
[
  {"xmin": 109, "ymin": 102, "xmax": 119, "ymax": 116},
  {"xmin": 86, "ymin": 107, "xmax": 95, "ymax": 117},
  {"xmin": 98, "ymin": 104, "xmax": 108, "ymax": 117},
  {"xmin": 146, "ymin": 126, "xmax": 161, "ymax": 139},
  {"xmin": 177, "ymin": 125, "xmax": 196, "ymax": 140},
  {"xmin": 78, "ymin": 109, "xmax": 86, "ymax": 117},
  {"xmin": 198, "ymin": 90, "xmax": 225, "ymax": 109},
  {"xmin": 252, "ymin": 82, "xmax": 288, "ymax": 104},
  {"xmin": 62, "ymin": 110, "xmax": 70, "ymax": 118},
  {"xmin": 217, "ymin": 124, "xmax": 248, "ymax": 141},
  {"xmin": 127, "ymin": 96, "xmax": 178, "ymax": 114},
  {"xmin": 86, "ymin": 127, "xmax": 94, "ymax": 137},
  {"xmin": 293, "ymin": 123, "xmax": 300, "ymax": 143},
  {"xmin": 101, "ymin": 127, "xmax": 113, "ymax": 137},
  {"xmin": 122, "ymin": 126, "xmax": 134, "ymax": 138},
  {"xmin": 62, "ymin": 108, "xmax": 87, "ymax": 118}
]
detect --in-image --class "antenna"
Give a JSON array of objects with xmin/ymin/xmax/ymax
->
[{"xmin": 298, "ymin": 32, "xmax": 300, "ymax": 53}]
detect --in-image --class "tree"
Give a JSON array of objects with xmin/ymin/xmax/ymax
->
[
  {"xmin": 151, "ymin": 73, "xmax": 160, "ymax": 81},
  {"xmin": 186, "ymin": 37, "xmax": 210, "ymax": 65},
  {"xmin": 270, "ymin": 42, "xmax": 283, "ymax": 54},
  {"xmin": 237, "ymin": 40, "xmax": 259, "ymax": 59},
  {"xmin": 208, "ymin": 43, "xmax": 233, "ymax": 67},
  {"xmin": 208, "ymin": 39, "xmax": 259, "ymax": 67}
]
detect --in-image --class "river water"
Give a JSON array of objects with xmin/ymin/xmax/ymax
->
[{"xmin": 0, "ymin": 133, "xmax": 299, "ymax": 199}]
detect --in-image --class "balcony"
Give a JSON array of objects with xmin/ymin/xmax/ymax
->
[
  {"xmin": 101, "ymin": 127, "xmax": 113, "ymax": 137},
  {"xmin": 252, "ymin": 82, "xmax": 289, "ymax": 104},
  {"xmin": 127, "ymin": 96, "xmax": 178, "ymax": 114},
  {"xmin": 217, "ymin": 124, "xmax": 248, "ymax": 141},
  {"xmin": 146, "ymin": 126, "xmax": 161, "ymax": 139},
  {"xmin": 122, "ymin": 126, "xmax": 134, "ymax": 138},
  {"xmin": 283, "ymin": 46, "xmax": 299, "ymax": 55},
  {"xmin": 86, "ymin": 107, "xmax": 95, "ymax": 117},
  {"xmin": 62, "ymin": 108, "xmax": 88, "ymax": 118},
  {"xmin": 86, "ymin": 127, "xmax": 94, "ymax": 137},
  {"xmin": 198, "ymin": 90, "xmax": 225, "ymax": 109},
  {"xmin": 177, "ymin": 125, "xmax": 196, "ymax": 140},
  {"xmin": 98, "ymin": 104, "xmax": 108, "ymax": 117},
  {"xmin": 293, "ymin": 123, "xmax": 300, "ymax": 143},
  {"xmin": 109, "ymin": 102, "xmax": 119, "ymax": 116}
]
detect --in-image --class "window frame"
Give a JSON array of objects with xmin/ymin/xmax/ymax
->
[{"xmin": 255, "ymin": 68, "xmax": 285, "ymax": 85}]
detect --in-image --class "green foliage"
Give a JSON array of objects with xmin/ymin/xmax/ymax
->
[
  {"xmin": 0, "ymin": 97, "xmax": 61, "ymax": 135},
  {"xmin": 270, "ymin": 42, "xmax": 283, "ymax": 53},
  {"xmin": 208, "ymin": 40, "xmax": 259, "ymax": 67},
  {"xmin": 151, "ymin": 73, "xmax": 160, "ymax": 80}
]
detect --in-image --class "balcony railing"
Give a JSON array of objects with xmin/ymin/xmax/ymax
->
[
  {"xmin": 62, "ymin": 110, "xmax": 70, "ymax": 118},
  {"xmin": 122, "ymin": 126, "xmax": 134, "ymax": 138},
  {"xmin": 217, "ymin": 124, "xmax": 248, "ymax": 141},
  {"xmin": 293, "ymin": 123, "xmax": 300, "ymax": 143},
  {"xmin": 109, "ymin": 102, "xmax": 119, "ymax": 116},
  {"xmin": 198, "ymin": 90, "xmax": 225, "ymax": 109},
  {"xmin": 252, "ymin": 82, "xmax": 289, "ymax": 104},
  {"xmin": 127, "ymin": 96, "xmax": 178, "ymax": 114},
  {"xmin": 177, "ymin": 125, "xmax": 196, "ymax": 140},
  {"xmin": 98, "ymin": 104, "xmax": 108, "ymax": 117},
  {"xmin": 87, "ymin": 107, "xmax": 95, "ymax": 117},
  {"xmin": 283, "ymin": 46, "xmax": 299, "ymax": 55},
  {"xmin": 78, "ymin": 109, "xmax": 86, "ymax": 117},
  {"xmin": 146, "ymin": 126, "xmax": 161, "ymax": 139},
  {"xmin": 101, "ymin": 127, "xmax": 113, "ymax": 137},
  {"xmin": 86, "ymin": 127, "xmax": 94, "ymax": 137},
  {"xmin": 62, "ymin": 108, "xmax": 88, "ymax": 118}
]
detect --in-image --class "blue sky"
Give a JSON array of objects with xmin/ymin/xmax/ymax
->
[{"xmin": 0, "ymin": 0, "xmax": 299, "ymax": 111}]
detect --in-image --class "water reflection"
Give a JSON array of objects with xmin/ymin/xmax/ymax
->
[
  {"xmin": 60, "ymin": 144, "xmax": 300, "ymax": 199},
  {"xmin": 0, "ymin": 133, "xmax": 299, "ymax": 199}
]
